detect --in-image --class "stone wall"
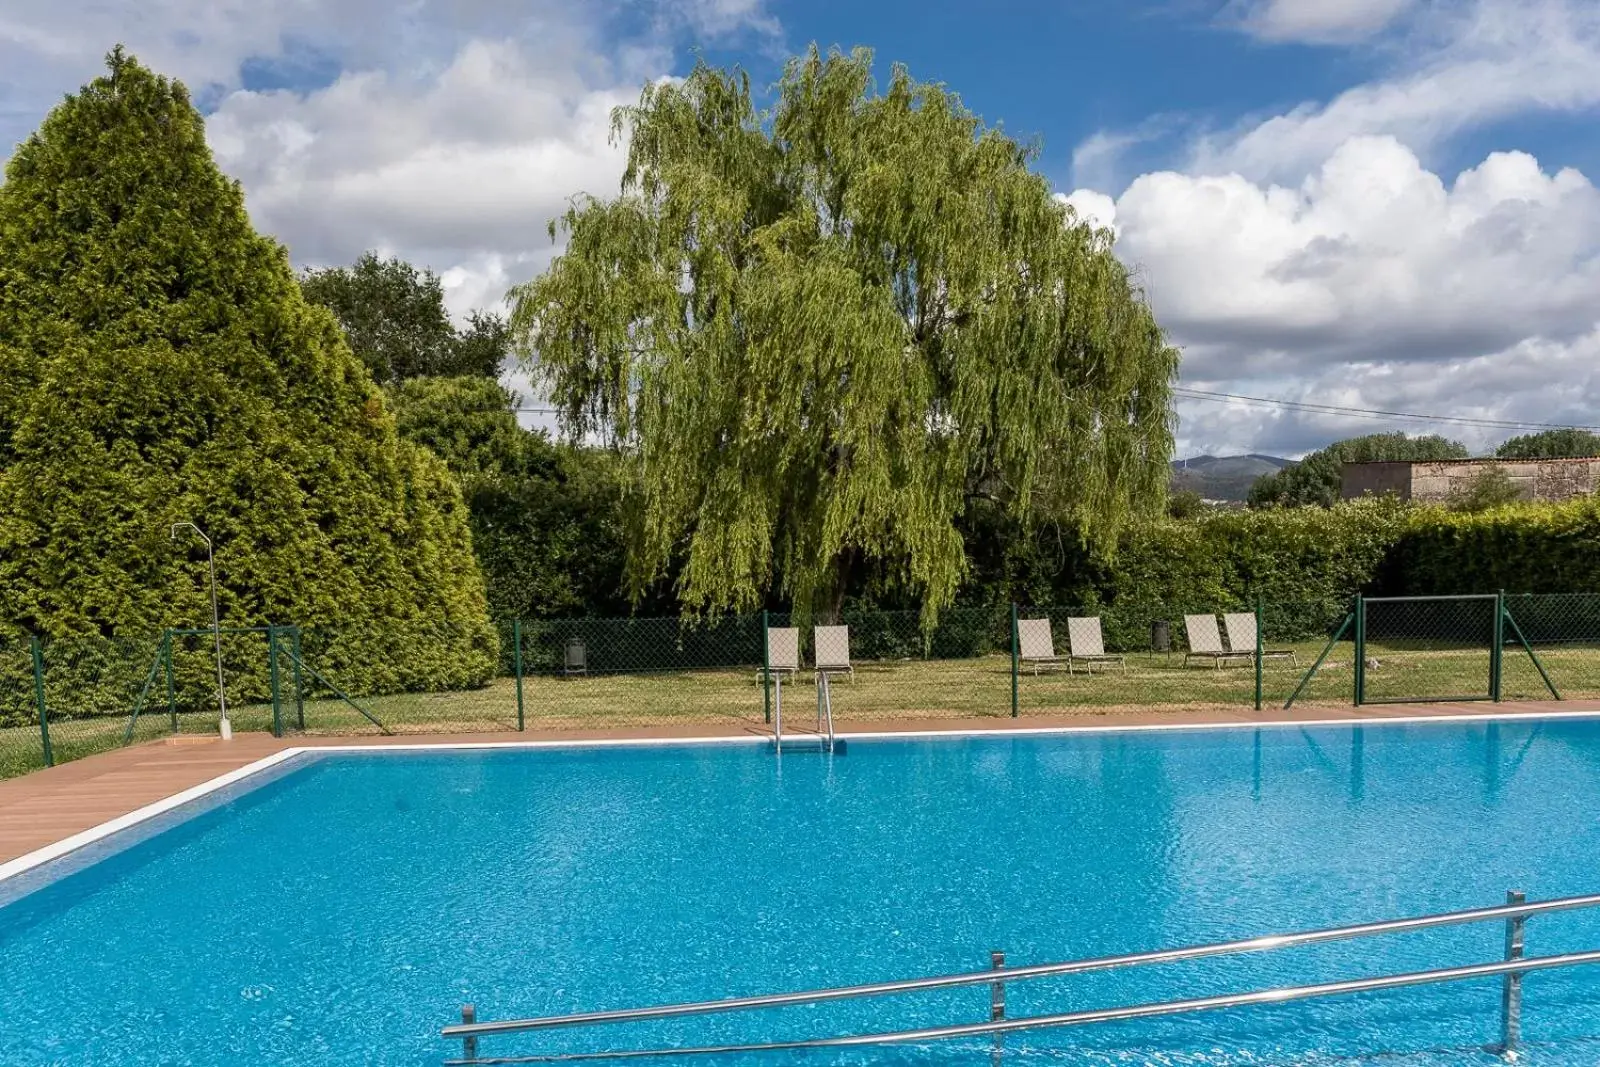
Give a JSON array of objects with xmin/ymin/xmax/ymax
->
[
  {"xmin": 1342, "ymin": 458, "xmax": 1600, "ymax": 503},
  {"xmin": 1341, "ymin": 461, "xmax": 1414, "ymax": 500}
]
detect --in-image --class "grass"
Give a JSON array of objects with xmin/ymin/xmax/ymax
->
[{"xmin": 4, "ymin": 638, "xmax": 1598, "ymax": 781}]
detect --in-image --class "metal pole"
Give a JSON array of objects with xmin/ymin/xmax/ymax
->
[
  {"xmin": 291, "ymin": 628, "xmax": 306, "ymax": 729},
  {"xmin": 163, "ymin": 630, "xmax": 177, "ymax": 731},
  {"xmin": 31, "ymin": 635, "xmax": 52, "ymax": 768},
  {"xmin": 1501, "ymin": 889, "xmax": 1525, "ymax": 1059},
  {"xmin": 461, "ymin": 1004, "xmax": 478, "ymax": 1063},
  {"xmin": 1010, "ymin": 602, "xmax": 1020, "ymax": 718},
  {"xmin": 1492, "ymin": 590, "xmax": 1505, "ymax": 702},
  {"xmin": 1354, "ymin": 596, "xmax": 1367, "ymax": 707},
  {"xmin": 513, "ymin": 619, "xmax": 526, "ymax": 732},
  {"xmin": 762, "ymin": 610, "xmax": 772, "ymax": 725},
  {"xmin": 170, "ymin": 523, "xmax": 230, "ymax": 740},
  {"xmin": 268, "ymin": 627, "xmax": 284, "ymax": 739},
  {"xmin": 1254, "ymin": 595, "xmax": 1264, "ymax": 711},
  {"xmin": 990, "ymin": 949, "xmax": 1006, "ymax": 1067}
]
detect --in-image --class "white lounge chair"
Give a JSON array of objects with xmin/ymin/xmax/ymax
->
[
  {"xmin": 1223, "ymin": 613, "xmax": 1298, "ymax": 666},
  {"xmin": 763, "ymin": 627, "xmax": 800, "ymax": 679},
  {"xmin": 813, "ymin": 625, "xmax": 853, "ymax": 681},
  {"xmin": 1066, "ymin": 617, "xmax": 1126, "ymax": 674},
  {"xmin": 1183, "ymin": 614, "xmax": 1253, "ymax": 669},
  {"xmin": 1017, "ymin": 618, "xmax": 1066, "ymax": 674}
]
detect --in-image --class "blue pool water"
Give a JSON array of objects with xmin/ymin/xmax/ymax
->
[{"xmin": 4, "ymin": 722, "xmax": 1600, "ymax": 1065}]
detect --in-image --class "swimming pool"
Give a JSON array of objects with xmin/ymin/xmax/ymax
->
[{"xmin": 4, "ymin": 720, "xmax": 1600, "ymax": 1065}]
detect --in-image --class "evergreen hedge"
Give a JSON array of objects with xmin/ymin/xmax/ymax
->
[
  {"xmin": 0, "ymin": 51, "xmax": 495, "ymax": 717},
  {"xmin": 1094, "ymin": 496, "xmax": 1600, "ymax": 628},
  {"xmin": 1378, "ymin": 497, "xmax": 1600, "ymax": 595}
]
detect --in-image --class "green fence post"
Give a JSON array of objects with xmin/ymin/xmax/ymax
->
[
  {"xmin": 31, "ymin": 635, "xmax": 52, "ymax": 768},
  {"xmin": 513, "ymin": 620, "xmax": 526, "ymax": 732},
  {"xmin": 268, "ymin": 626, "xmax": 284, "ymax": 738},
  {"xmin": 1491, "ymin": 590, "xmax": 1505, "ymax": 702},
  {"xmin": 163, "ymin": 629, "xmax": 177, "ymax": 732},
  {"xmin": 1010, "ymin": 602, "xmax": 1020, "ymax": 719},
  {"xmin": 1354, "ymin": 596, "xmax": 1367, "ymax": 706},
  {"xmin": 761, "ymin": 610, "xmax": 772, "ymax": 725},
  {"xmin": 1254, "ymin": 595, "xmax": 1264, "ymax": 711},
  {"xmin": 291, "ymin": 628, "xmax": 306, "ymax": 730}
]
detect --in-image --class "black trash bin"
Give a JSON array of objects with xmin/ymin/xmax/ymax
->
[
  {"xmin": 1150, "ymin": 618, "xmax": 1171, "ymax": 654},
  {"xmin": 564, "ymin": 637, "xmax": 588, "ymax": 676}
]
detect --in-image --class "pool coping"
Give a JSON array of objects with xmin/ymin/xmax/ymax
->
[{"xmin": 4, "ymin": 702, "xmax": 1600, "ymax": 892}]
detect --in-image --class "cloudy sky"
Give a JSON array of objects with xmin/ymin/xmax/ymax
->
[{"xmin": 3, "ymin": 0, "xmax": 1598, "ymax": 458}]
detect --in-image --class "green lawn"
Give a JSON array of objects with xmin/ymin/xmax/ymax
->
[{"xmin": 4, "ymin": 638, "xmax": 1597, "ymax": 781}]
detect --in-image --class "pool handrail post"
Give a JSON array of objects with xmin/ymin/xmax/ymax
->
[
  {"xmin": 762, "ymin": 610, "xmax": 771, "ymax": 725},
  {"xmin": 513, "ymin": 619, "xmax": 526, "ymax": 732},
  {"xmin": 31, "ymin": 634, "xmax": 52, "ymax": 768},
  {"xmin": 990, "ymin": 949, "xmax": 1006, "ymax": 1067},
  {"xmin": 1009, "ymin": 602, "xmax": 1019, "ymax": 718},
  {"xmin": 1253, "ymin": 595, "xmax": 1264, "ymax": 711},
  {"xmin": 1491, "ymin": 590, "xmax": 1505, "ymax": 702},
  {"xmin": 268, "ymin": 625, "xmax": 284, "ymax": 739},
  {"xmin": 462, "ymin": 1005, "xmax": 477, "ymax": 1062},
  {"xmin": 1501, "ymin": 888, "xmax": 1525, "ymax": 1058},
  {"xmin": 1354, "ymin": 595, "xmax": 1366, "ymax": 706}
]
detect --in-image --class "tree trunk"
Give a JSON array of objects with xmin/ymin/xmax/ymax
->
[{"xmin": 821, "ymin": 548, "xmax": 856, "ymax": 624}]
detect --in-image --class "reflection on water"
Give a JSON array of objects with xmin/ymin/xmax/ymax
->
[{"xmin": 3, "ymin": 720, "xmax": 1600, "ymax": 1066}]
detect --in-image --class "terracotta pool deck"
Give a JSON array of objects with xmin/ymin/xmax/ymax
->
[{"xmin": 0, "ymin": 699, "xmax": 1592, "ymax": 868}]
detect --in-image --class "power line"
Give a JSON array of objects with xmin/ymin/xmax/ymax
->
[{"xmin": 1172, "ymin": 388, "xmax": 1600, "ymax": 434}]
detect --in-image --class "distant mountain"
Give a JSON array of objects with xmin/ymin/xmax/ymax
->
[{"xmin": 1170, "ymin": 454, "xmax": 1294, "ymax": 502}]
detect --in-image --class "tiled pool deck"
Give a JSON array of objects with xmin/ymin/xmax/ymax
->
[{"xmin": 0, "ymin": 700, "xmax": 1590, "ymax": 867}]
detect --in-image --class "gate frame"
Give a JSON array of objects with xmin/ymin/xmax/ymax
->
[{"xmin": 1285, "ymin": 593, "xmax": 1562, "ymax": 710}]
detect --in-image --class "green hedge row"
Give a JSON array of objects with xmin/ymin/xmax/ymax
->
[
  {"xmin": 1085, "ymin": 496, "xmax": 1600, "ymax": 620},
  {"xmin": 1088, "ymin": 499, "xmax": 1407, "ymax": 623},
  {"xmin": 1377, "ymin": 498, "xmax": 1600, "ymax": 594}
]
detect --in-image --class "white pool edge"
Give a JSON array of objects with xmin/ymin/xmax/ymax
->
[{"xmin": 4, "ymin": 706, "xmax": 1600, "ymax": 889}]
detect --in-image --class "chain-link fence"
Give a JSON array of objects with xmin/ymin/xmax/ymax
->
[
  {"xmin": 1357, "ymin": 595, "xmax": 1499, "ymax": 704},
  {"xmin": 3, "ymin": 593, "xmax": 1598, "ymax": 781},
  {"xmin": 1500, "ymin": 594, "xmax": 1600, "ymax": 701}
]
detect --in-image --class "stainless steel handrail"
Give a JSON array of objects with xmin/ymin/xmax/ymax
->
[
  {"xmin": 817, "ymin": 671, "xmax": 835, "ymax": 750},
  {"xmin": 444, "ymin": 892, "xmax": 1600, "ymax": 1040},
  {"xmin": 771, "ymin": 669, "xmax": 837, "ymax": 753},
  {"xmin": 443, "ymin": 949, "xmax": 1600, "ymax": 1065}
]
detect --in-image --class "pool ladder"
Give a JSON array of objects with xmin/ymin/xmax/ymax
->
[
  {"xmin": 771, "ymin": 669, "xmax": 839, "ymax": 754},
  {"xmin": 443, "ymin": 890, "xmax": 1600, "ymax": 1065}
]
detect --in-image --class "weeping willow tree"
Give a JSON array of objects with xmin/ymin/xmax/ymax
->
[{"xmin": 511, "ymin": 47, "xmax": 1177, "ymax": 624}]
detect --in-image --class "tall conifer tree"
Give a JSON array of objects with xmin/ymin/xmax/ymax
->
[{"xmin": 0, "ymin": 51, "xmax": 493, "ymax": 684}]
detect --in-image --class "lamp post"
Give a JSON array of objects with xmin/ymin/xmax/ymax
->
[{"xmin": 170, "ymin": 522, "xmax": 231, "ymax": 740}]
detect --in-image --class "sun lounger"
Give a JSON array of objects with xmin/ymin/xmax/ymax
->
[
  {"xmin": 813, "ymin": 625, "xmax": 854, "ymax": 681},
  {"xmin": 1223, "ymin": 613, "xmax": 1297, "ymax": 666},
  {"xmin": 1183, "ymin": 614, "xmax": 1254, "ymax": 669},
  {"xmin": 1017, "ymin": 618, "xmax": 1067, "ymax": 674},
  {"xmin": 1065, "ymin": 616, "xmax": 1127, "ymax": 674}
]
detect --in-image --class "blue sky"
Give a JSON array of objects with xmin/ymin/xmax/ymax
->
[{"xmin": 3, "ymin": 0, "xmax": 1599, "ymax": 458}]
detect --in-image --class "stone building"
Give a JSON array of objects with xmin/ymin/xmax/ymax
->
[{"xmin": 1341, "ymin": 457, "xmax": 1600, "ymax": 503}]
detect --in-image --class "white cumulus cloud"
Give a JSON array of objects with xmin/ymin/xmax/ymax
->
[
  {"xmin": 1233, "ymin": 0, "xmax": 1416, "ymax": 44},
  {"xmin": 207, "ymin": 37, "xmax": 642, "ymax": 310},
  {"xmin": 1200, "ymin": 0, "xmax": 1600, "ymax": 183},
  {"xmin": 1076, "ymin": 137, "xmax": 1600, "ymax": 454}
]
